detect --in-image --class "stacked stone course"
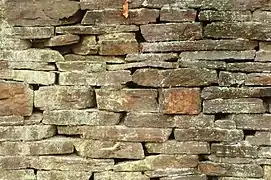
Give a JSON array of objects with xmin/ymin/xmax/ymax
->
[{"xmin": 1, "ymin": 0, "xmax": 271, "ymax": 179}]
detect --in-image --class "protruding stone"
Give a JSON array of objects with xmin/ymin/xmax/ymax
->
[
  {"xmin": 94, "ymin": 171, "xmax": 149, "ymax": 180},
  {"xmin": 37, "ymin": 171, "xmax": 91, "ymax": 180},
  {"xmin": 72, "ymin": 36, "xmax": 98, "ymax": 55},
  {"xmin": 44, "ymin": 34, "xmax": 80, "ymax": 47}
]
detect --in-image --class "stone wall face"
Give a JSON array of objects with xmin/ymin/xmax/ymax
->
[{"xmin": 1, "ymin": 0, "xmax": 271, "ymax": 179}]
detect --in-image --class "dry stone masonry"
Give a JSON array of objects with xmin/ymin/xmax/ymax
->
[{"xmin": 1, "ymin": 0, "xmax": 271, "ymax": 179}]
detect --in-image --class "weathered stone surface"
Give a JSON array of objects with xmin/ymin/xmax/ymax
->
[
  {"xmin": 179, "ymin": 60, "xmax": 226, "ymax": 70},
  {"xmin": 203, "ymin": 98, "xmax": 265, "ymax": 114},
  {"xmin": 0, "ymin": 81, "xmax": 33, "ymax": 116},
  {"xmin": 174, "ymin": 114, "xmax": 215, "ymax": 129},
  {"xmin": 227, "ymin": 63, "xmax": 271, "ymax": 72},
  {"xmin": 94, "ymin": 171, "xmax": 149, "ymax": 180},
  {"xmin": 0, "ymin": 38, "xmax": 31, "ymax": 50},
  {"xmin": 145, "ymin": 141, "xmax": 210, "ymax": 154},
  {"xmin": 0, "ymin": 156, "xmax": 30, "ymax": 169},
  {"xmin": 199, "ymin": 162, "xmax": 263, "ymax": 178},
  {"xmin": 160, "ymin": 175, "xmax": 207, "ymax": 180},
  {"xmin": 215, "ymin": 120, "xmax": 236, "ymax": 129},
  {"xmin": 207, "ymin": 155, "xmax": 256, "ymax": 164},
  {"xmin": 5, "ymin": 0, "xmax": 80, "ymax": 26},
  {"xmin": 56, "ymin": 61, "xmax": 106, "ymax": 72},
  {"xmin": 98, "ymin": 33, "xmax": 139, "ymax": 55},
  {"xmin": 245, "ymin": 73, "xmax": 271, "ymax": 86},
  {"xmin": 0, "ymin": 70, "xmax": 55, "ymax": 85},
  {"xmin": 0, "ymin": 125, "xmax": 56, "ymax": 141},
  {"xmin": 0, "ymin": 61, "xmax": 55, "ymax": 71},
  {"xmin": 264, "ymin": 166, "xmax": 271, "ymax": 180},
  {"xmin": 246, "ymin": 132, "xmax": 271, "ymax": 145},
  {"xmin": 44, "ymin": 34, "xmax": 80, "ymax": 47},
  {"xmin": 82, "ymin": 9, "xmax": 159, "ymax": 25},
  {"xmin": 80, "ymin": 0, "xmax": 142, "ymax": 10},
  {"xmin": 211, "ymin": 142, "xmax": 257, "ymax": 158},
  {"xmin": 107, "ymin": 61, "xmax": 177, "ymax": 70},
  {"xmin": 0, "ymin": 170, "xmax": 36, "ymax": 180},
  {"xmin": 229, "ymin": 114, "xmax": 271, "ymax": 130},
  {"xmin": 64, "ymin": 54, "xmax": 125, "ymax": 63},
  {"xmin": 0, "ymin": 137, "xmax": 73, "ymax": 155},
  {"xmin": 59, "ymin": 71, "xmax": 131, "ymax": 86},
  {"xmin": 180, "ymin": 51, "xmax": 255, "ymax": 61},
  {"xmin": 159, "ymin": 88, "xmax": 201, "ymax": 114},
  {"xmin": 124, "ymin": 113, "xmax": 174, "ymax": 128},
  {"xmin": 31, "ymin": 155, "xmax": 114, "ymax": 172},
  {"xmin": 72, "ymin": 36, "xmax": 98, "ymax": 55},
  {"xmin": 255, "ymin": 50, "xmax": 271, "ymax": 62},
  {"xmin": 82, "ymin": 126, "xmax": 172, "ymax": 142},
  {"xmin": 114, "ymin": 155, "xmax": 198, "ymax": 171},
  {"xmin": 56, "ymin": 25, "xmax": 139, "ymax": 34},
  {"xmin": 174, "ymin": 128, "xmax": 244, "ymax": 142},
  {"xmin": 218, "ymin": 71, "xmax": 246, "ymax": 86},
  {"xmin": 199, "ymin": 10, "xmax": 251, "ymax": 22},
  {"xmin": 34, "ymin": 86, "xmax": 95, "ymax": 110},
  {"xmin": 219, "ymin": 178, "xmax": 265, "ymax": 180},
  {"xmin": 43, "ymin": 109, "xmax": 120, "ymax": 126},
  {"xmin": 145, "ymin": 168, "xmax": 199, "ymax": 178},
  {"xmin": 96, "ymin": 89, "xmax": 158, "ymax": 112},
  {"xmin": 160, "ymin": 7, "xmax": 197, "ymax": 22},
  {"xmin": 0, "ymin": 115, "xmax": 24, "ymax": 126},
  {"xmin": 204, "ymin": 22, "xmax": 271, "ymax": 40},
  {"xmin": 253, "ymin": 10, "xmax": 271, "ymax": 23},
  {"xmin": 125, "ymin": 53, "xmax": 178, "ymax": 62},
  {"xmin": 259, "ymin": 147, "xmax": 271, "ymax": 158},
  {"xmin": 202, "ymin": 87, "xmax": 271, "ymax": 99},
  {"xmin": 10, "ymin": 27, "xmax": 54, "ymax": 39},
  {"xmin": 2, "ymin": 49, "xmax": 64, "ymax": 62},
  {"xmin": 141, "ymin": 23, "xmax": 202, "ymax": 42},
  {"xmin": 132, "ymin": 68, "xmax": 217, "ymax": 87},
  {"xmin": 57, "ymin": 126, "xmax": 84, "ymax": 136},
  {"xmin": 141, "ymin": 40, "xmax": 257, "ymax": 52},
  {"xmin": 37, "ymin": 171, "xmax": 91, "ymax": 180},
  {"xmin": 259, "ymin": 42, "xmax": 271, "ymax": 51},
  {"xmin": 24, "ymin": 112, "xmax": 43, "ymax": 125},
  {"xmin": 75, "ymin": 140, "xmax": 144, "ymax": 159}
]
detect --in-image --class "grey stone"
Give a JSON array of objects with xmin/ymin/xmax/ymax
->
[
  {"xmin": 215, "ymin": 120, "xmax": 236, "ymax": 129},
  {"xmin": 56, "ymin": 61, "xmax": 106, "ymax": 72},
  {"xmin": 227, "ymin": 62, "xmax": 271, "ymax": 72},
  {"xmin": 64, "ymin": 54, "xmax": 125, "ymax": 63},
  {"xmin": 94, "ymin": 171, "xmax": 149, "ymax": 180},
  {"xmin": 160, "ymin": 7, "xmax": 197, "ymax": 22},
  {"xmin": 0, "ymin": 170, "xmax": 35, "ymax": 180},
  {"xmin": 161, "ymin": 175, "xmax": 207, "ymax": 180},
  {"xmin": 246, "ymin": 132, "xmax": 271, "ymax": 145},
  {"xmin": 107, "ymin": 61, "xmax": 177, "ymax": 70},
  {"xmin": 11, "ymin": 27, "xmax": 54, "ymax": 39},
  {"xmin": 44, "ymin": 34, "xmax": 80, "ymax": 47},
  {"xmin": 199, "ymin": 10, "xmax": 251, "ymax": 22},
  {"xmin": 125, "ymin": 53, "xmax": 178, "ymax": 62},
  {"xmin": 229, "ymin": 114, "xmax": 271, "ymax": 130},
  {"xmin": 259, "ymin": 147, "xmax": 271, "ymax": 158},
  {"xmin": 1, "ymin": 61, "xmax": 55, "ymax": 71},
  {"xmin": 218, "ymin": 71, "xmax": 246, "ymax": 86},
  {"xmin": 174, "ymin": 114, "xmax": 215, "ymax": 129},
  {"xmin": 255, "ymin": 50, "xmax": 271, "ymax": 62},
  {"xmin": 37, "ymin": 171, "xmax": 91, "ymax": 180},
  {"xmin": 179, "ymin": 60, "xmax": 226, "ymax": 70},
  {"xmin": 0, "ymin": 115, "xmax": 24, "ymax": 126},
  {"xmin": 245, "ymin": 73, "xmax": 271, "ymax": 86},
  {"xmin": 72, "ymin": 36, "xmax": 98, "ymax": 55}
]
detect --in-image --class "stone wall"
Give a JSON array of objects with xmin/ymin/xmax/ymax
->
[{"xmin": 1, "ymin": 0, "xmax": 271, "ymax": 179}]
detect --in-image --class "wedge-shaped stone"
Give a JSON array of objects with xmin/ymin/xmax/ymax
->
[
  {"xmin": 132, "ymin": 69, "xmax": 217, "ymax": 87},
  {"xmin": 125, "ymin": 53, "xmax": 178, "ymax": 62},
  {"xmin": 160, "ymin": 7, "xmax": 197, "ymax": 22},
  {"xmin": 75, "ymin": 140, "xmax": 144, "ymax": 159},
  {"xmin": 246, "ymin": 132, "xmax": 271, "ymax": 145},
  {"xmin": 259, "ymin": 147, "xmax": 271, "ymax": 158},
  {"xmin": 1, "ymin": 61, "xmax": 55, "ymax": 71},
  {"xmin": 180, "ymin": 51, "xmax": 255, "ymax": 61},
  {"xmin": 34, "ymin": 86, "xmax": 95, "ymax": 110},
  {"xmin": 43, "ymin": 109, "xmax": 120, "ymax": 125},
  {"xmin": 0, "ymin": 115, "xmax": 24, "ymax": 126},
  {"xmin": 44, "ymin": 34, "xmax": 80, "ymax": 47},
  {"xmin": 0, "ymin": 170, "xmax": 35, "ymax": 180},
  {"xmin": 11, "ymin": 27, "xmax": 54, "ymax": 39},
  {"xmin": 199, "ymin": 162, "xmax": 263, "ymax": 178},
  {"xmin": 203, "ymin": 98, "xmax": 265, "ymax": 114},
  {"xmin": 161, "ymin": 175, "xmax": 207, "ymax": 180},
  {"xmin": 0, "ymin": 125, "xmax": 56, "ymax": 141},
  {"xmin": 256, "ymin": 50, "xmax": 271, "ymax": 62},
  {"xmin": 56, "ymin": 25, "xmax": 139, "ymax": 34},
  {"xmin": 174, "ymin": 114, "xmax": 215, "ymax": 129},
  {"xmin": 31, "ymin": 155, "xmax": 114, "ymax": 172},
  {"xmin": 80, "ymin": 0, "xmax": 142, "ymax": 10},
  {"xmin": 199, "ymin": 10, "xmax": 251, "ymax": 22},
  {"xmin": 96, "ymin": 89, "xmax": 158, "ymax": 112},
  {"xmin": 56, "ymin": 61, "xmax": 106, "ymax": 72},
  {"xmin": 94, "ymin": 171, "xmax": 149, "ymax": 180},
  {"xmin": 0, "ymin": 81, "xmax": 33, "ymax": 116},
  {"xmin": 246, "ymin": 73, "xmax": 271, "ymax": 86},
  {"xmin": 64, "ymin": 54, "xmax": 125, "ymax": 63},
  {"xmin": 72, "ymin": 36, "xmax": 98, "ymax": 55},
  {"xmin": 174, "ymin": 128, "xmax": 244, "ymax": 142},
  {"xmin": 0, "ymin": 137, "xmax": 73, "ymax": 155},
  {"xmin": 37, "ymin": 171, "xmax": 91, "ymax": 180},
  {"xmin": 82, "ymin": 126, "xmax": 172, "ymax": 142},
  {"xmin": 204, "ymin": 22, "xmax": 271, "ymax": 40},
  {"xmin": 141, "ymin": 40, "xmax": 257, "ymax": 52},
  {"xmin": 145, "ymin": 140, "xmax": 210, "ymax": 154},
  {"xmin": 0, "ymin": 156, "xmax": 30, "ymax": 169},
  {"xmin": 141, "ymin": 23, "xmax": 202, "ymax": 42},
  {"xmin": 82, "ymin": 9, "xmax": 159, "ymax": 25},
  {"xmin": 227, "ymin": 63, "xmax": 271, "ymax": 72},
  {"xmin": 114, "ymin": 155, "xmax": 198, "ymax": 171},
  {"xmin": 107, "ymin": 61, "xmax": 177, "ymax": 70},
  {"xmin": 219, "ymin": 71, "xmax": 246, "ymax": 86},
  {"xmin": 211, "ymin": 142, "xmax": 257, "ymax": 158},
  {"xmin": 229, "ymin": 114, "xmax": 271, "ymax": 130},
  {"xmin": 179, "ymin": 60, "xmax": 226, "ymax": 70},
  {"xmin": 2, "ymin": 49, "xmax": 64, "ymax": 62}
]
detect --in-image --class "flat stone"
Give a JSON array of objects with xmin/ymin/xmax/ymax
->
[
  {"xmin": 203, "ymin": 98, "xmax": 265, "ymax": 114},
  {"xmin": 160, "ymin": 175, "xmax": 207, "ymax": 180},
  {"xmin": 34, "ymin": 86, "xmax": 95, "ymax": 110},
  {"xmin": 199, "ymin": 162, "xmax": 263, "ymax": 178},
  {"xmin": 0, "ymin": 81, "xmax": 33, "ymax": 116},
  {"xmin": 199, "ymin": 10, "xmax": 251, "ymax": 22},
  {"xmin": 259, "ymin": 147, "xmax": 271, "ymax": 158},
  {"xmin": 82, "ymin": 9, "xmax": 159, "ymax": 25},
  {"xmin": 159, "ymin": 88, "xmax": 201, "ymax": 114},
  {"xmin": 145, "ymin": 168, "xmax": 199, "ymax": 178},
  {"xmin": 218, "ymin": 71, "xmax": 246, "ymax": 86},
  {"xmin": 37, "ymin": 171, "xmax": 91, "ymax": 180},
  {"xmin": 227, "ymin": 63, "xmax": 271, "ymax": 72},
  {"xmin": 160, "ymin": 7, "xmax": 197, "ymax": 22},
  {"xmin": 59, "ymin": 71, "xmax": 131, "ymax": 86},
  {"xmin": 64, "ymin": 54, "xmax": 125, "ymax": 63},
  {"xmin": 9, "ymin": 27, "xmax": 54, "ymax": 39},
  {"xmin": 0, "ymin": 136, "xmax": 73, "ymax": 155},
  {"xmin": 0, "ymin": 170, "xmax": 35, "ymax": 180},
  {"xmin": 24, "ymin": 112, "xmax": 43, "ymax": 125},
  {"xmin": 245, "ymin": 73, "xmax": 271, "ymax": 86},
  {"xmin": 141, "ymin": 23, "xmax": 202, "ymax": 42},
  {"xmin": 80, "ymin": 0, "xmax": 142, "ymax": 10},
  {"xmin": 43, "ymin": 109, "xmax": 120, "ymax": 125},
  {"xmin": 82, "ymin": 126, "xmax": 172, "ymax": 142},
  {"xmin": 264, "ymin": 166, "xmax": 271, "ymax": 180},
  {"xmin": 259, "ymin": 42, "xmax": 271, "ymax": 51},
  {"xmin": 229, "ymin": 114, "xmax": 271, "ymax": 130},
  {"xmin": 0, "ymin": 115, "xmax": 24, "ymax": 126},
  {"xmin": 246, "ymin": 132, "xmax": 271, "ymax": 145},
  {"xmin": 56, "ymin": 25, "xmax": 139, "ymax": 34},
  {"xmin": 179, "ymin": 60, "xmax": 226, "ymax": 70},
  {"xmin": 253, "ymin": 10, "xmax": 271, "ymax": 23},
  {"xmin": 132, "ymin": 68, "xmax": 217, "ymax": 87},
  {"xmin": 174, "ymin": 128, "xmax": 244, "ymax": 142},
  {"xmin": 125, "ymin": 53, "xmax": 178, "ymax": 62},
  {"xmin": 107, "ymin": 61, "xmax": 177, "ymax": 70},
  {"xmin": 44, "ymin": 34, "xmax": 80, "ymax": 47},
  {"xmin": 145, "ymin": 140, "xmax": 210, "ymax": 154},
  {"xmin": 96, "ymin": 89, "xmax": 158, "ymax": 112},
  {"xmin": 72, "ymin": 37, "xmax": 98, "ymax": 55},
  {"xmin": 255, "ymin": 50, "xmax": 271, "ymax": 62},
  {"xmin": 1, "ymin": 61, "xmax": 55, "ymax": 71},
  {"xmin": 174, "ymin": 114, "xmax": 215, "ymax": 129},
  {"xmin": 56, "ymin": 61, "xmax": 106, "ymax": 72},
  {"xmin": 75, "ymin": 140, "xmax": 144, "ymax": 159},
  {"xmin": 215, "ymin": 120, "xmax": 236, "ymax": 129},
  {"xmin": 0, "ymin": 156, "xmax": 30, "ymax": 169},
  {"xmin": 94, "ymin": 172, "xmax": 149, "ymax": 180},
  {"xmin": 0, "ymin": 38, "xmax": 31, "ymax": 50},
  {"xmin": 114, "ymin": 155, "xmax": 198, "ymax": 171},
  {"xmin": 57, "ymin": 126, "xmax": 84, "ymax": 136},
  {"xmin": 207, "ymin": 155, "xmax": 256, "ymax": 164},
  {"xmin": 0, "ymin": 125, "xmax": 56, "ymax": 141},
  {"xmin": 220, "ymin": 178, "xmax": 265, "ymax": 180}
]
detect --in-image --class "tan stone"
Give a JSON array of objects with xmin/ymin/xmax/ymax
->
[
  {"xmin": 72, "ymin": 36, "xmax": 98, "ymax": 55},
  {"xmin": 37, "ymin": 171, "xmax": 91, "ymax": 180},
  {"xmin": 94, "ymin": 171, "xmax": 149, "ymax": 180},
  {"xmin": 0, "ymin": 170, "xmax": 35, "ymax": 180}
]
